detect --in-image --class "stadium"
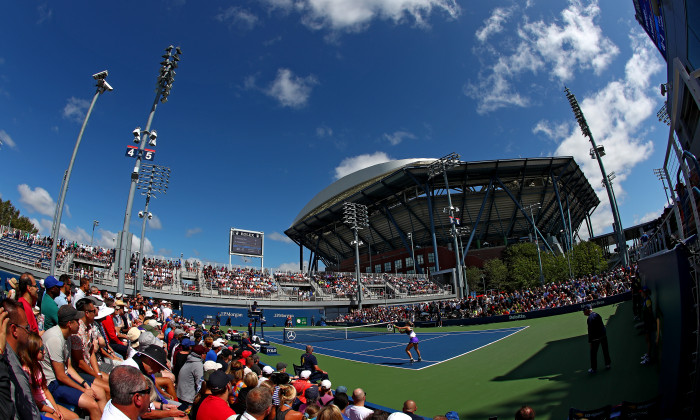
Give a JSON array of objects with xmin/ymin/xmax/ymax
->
[{"xmin": 1, "ymin": 1, "xmax": 700, "ymax": 419}]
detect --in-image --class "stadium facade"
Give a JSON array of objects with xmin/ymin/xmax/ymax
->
[{"xmin": 285, "ymin": 156, "xmax": 599, "ymax": 292}]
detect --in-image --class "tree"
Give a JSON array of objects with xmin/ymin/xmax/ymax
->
[
  {"xmin": 502, "ymin": 242, "xmax": 541, "ymax": 290},
  {"xmin": 571, "ymin": 241, "xmax": 607, "ymax": 276},
  {"xmin": 483, "ymin": 258, "xmax": 507, "ymax": 291},
  {"xmin": 0, "ymin": 199, "xmax": 38, "ymax": 233},
  {"xmin": 464, "ymin": 266, "xmax": 483, "ymax": 296}
]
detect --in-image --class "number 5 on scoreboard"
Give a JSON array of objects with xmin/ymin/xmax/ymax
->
[{"xmin": 143, "ymin": 149, "xmax": 155, "ymax": 161}]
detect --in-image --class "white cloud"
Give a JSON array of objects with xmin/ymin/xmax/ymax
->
[
  {"xmin": 275, "ymin": 261, "xmax": 307, "ymax": 272},
  {"xmin": 334, "ymin": 151, "xmax": 392, "ymax": 180},
  {"xmin": 633, "ymin": 208, "xmax": 664, "ymax": 226},
  {"xmin": 269, "ymin": 232, "xmax": 293, "ymax": 244},
  {"xmin": 533, "ymin": 120, "xmax": 571, "ymax": 142},
  {"xmin": 37, "ymin": 4, "xmax": 52, "ymax": 24},
  {"xmin": 554, "ymin": 32, "xmax": 663, "ymax": 235},
  {"xmin": 186, "ymin": 227, "xmax": 202, "ymax": 237},
  {"xmin": 266, "ymin": 69, "xmax": 318, "ymax": 108},
  {"xmin": 63, "ymin": 97, "xmax": 90, "ymax": 123},
  {"xmin": 148, "ymin": 214, "xmax": 163, "ymax": 230},
  {"xmin": 267, "ymin": 0, "xmax": 460, "ymax": 32},
  {"xmin": 0, "ymin": 130, "xmax": 17, "ymax": 149},
  {"xmin": 383, "ymin": 131, "xmax": 416, "ymax": 146},
  {"xmin": 475, "ymin": 7, "xmax": 513, "ymax": 42},
  {"xmin": 17, "ymin": 184, "xmax": 55, "ymax": 217},
  {"xmin": 316, "ymin": 125, "xmax": 333, "ymax": 138},
  {"xmin": 215, "ymin": 7, "xmax": 259, "ymax": 29},
  {"xmin": 467, "ymin": 0, "xmax": 619, "ymax": 114}
]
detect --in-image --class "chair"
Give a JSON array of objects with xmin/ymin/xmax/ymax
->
[
  {"xmin": 568, "ymin": 405, "xmax": 612, "ymax": 420},
  {"xmin": 620, "ymin": 397, "xmax": 660, "ymax": 419},
  {"xmin": 293, "ymin": 363, "xmax": 303, "ymax": 377}
]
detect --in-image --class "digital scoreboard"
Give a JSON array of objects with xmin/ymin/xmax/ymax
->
[{"xmin": 229, "ymin": 228, "xmax": 264, "ymax": 257}]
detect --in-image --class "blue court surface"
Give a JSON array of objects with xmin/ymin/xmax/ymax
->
[{"xmin": 268, "ymin": 326, "xmax": 528, "ymax": 370}]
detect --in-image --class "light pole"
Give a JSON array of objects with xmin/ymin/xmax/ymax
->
[
  {"xmin": 135, "ymin": 164, "xmax": 170, "ymax": 293},
  {"xmin": 428, "ymin": 152, "xmax": 465, "ymax": 299},
  {"xmin": 49, "ymin": 71, "xmax": 113, "ymax": 276},
  {"xmin": 91, "ymin": 220, "xmax": 99, "ymax": 247},
  {"xmin": 560, "ymin": 229, "xmax": 573, "ymax": 279},
  {"xmin": 343, "ymin": 202, "xmax": 369, "ymax": 310},
  {"xmin": 653, "ymin": 168, "xmax": 671, "ymax": 205},
  {"xmin": 565, "ymin": 87, "xmax": 628, "ymax": 266},
  {"xmin": 407, "ymin": 232, "xmax": 417, "ymax": 274},
  {"xmin": 524, "ymin": 202, "xmax": 544, "ymax": 284},
  {"xmin": 117, "ymin": 45, "xmax": 181, "ymax": 295}
]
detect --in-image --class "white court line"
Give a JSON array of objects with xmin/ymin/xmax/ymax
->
[
  {"xmin": 413, "ymin": 325, "xmax": 529, "ymax": 371},
  {"xmin": 270, "ymin": 325, "xmax": 529, "ymax": 371}
]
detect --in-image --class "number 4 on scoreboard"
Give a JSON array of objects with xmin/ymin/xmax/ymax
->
[{"xmin": 125, "ymin": 145, "xmax": 138, "ymax": 158}]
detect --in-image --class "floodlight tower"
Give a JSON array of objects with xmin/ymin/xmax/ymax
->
[
  {"xmin": 135, "ymin": 163, "xmax": 170, "ymax": 293},
  {"xmin": 117, "ymin": 46, "xmax": 181, "ymax": 295},
  {"xmin": 428, "ymin": 152, "xmax": 465, "ymax": 299},
  {"xmin": 49, "ymin": 71, "xmax": 113, "ymax": 276},
  {"xmin": 343, "ymin": 202, "xmax": 369, "ymax": 310},
  {"xmin": 524, "ymin": 203, "xmax": 544, "ymax": 284},
  {"xmin": 565, "ymin": 87, "xmax": 628, "ymax": 267}
]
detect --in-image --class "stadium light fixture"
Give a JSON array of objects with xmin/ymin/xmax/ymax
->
[
  {"xmin": 49, "ymin": 70, "xmax": 113, "ymax": 276},
  {"xmin": 565, "ymin": 87, "xmax": 628, "ymax": 267},
  {"xmin": 134, "ymin": 163, "xmax": 171, "ymax": 293},
  {"xmin": 427, "ymin": 152, "xmax": 466, "ymax": 299},
  {"xmin": 91, "ymin": 220, "xmax": 99, "ymax": 248},
  {"xmin": 524, "ymin": 202, "xmax": 544, "ymax": 285},
  {"xmin": 653, "ymin": 168, "xmax": 671, "ymax": 205},
  {"xmin": 117, "ymin": 45, "xmax": 181, "ymax": 295},
  {"xmin": 343, "ymin": 202, "xmax": 369, "ymax": 310}
]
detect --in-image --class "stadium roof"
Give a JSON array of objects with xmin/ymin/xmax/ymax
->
[{"xmin": 285, "ymin": 156, "xmax": 599, "ymax": 267}]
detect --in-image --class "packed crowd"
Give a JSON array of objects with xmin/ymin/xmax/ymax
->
[
  {"xmin": 337, "ymin": 267, "xmax": 634, "ymax": 323},
  {"xmin": 203, "ymin": 266, "xmax": 278, "ymax": 297},
  {"xmin": 3, "ymin": 272, "xmax": 531, "ymax": 420}
]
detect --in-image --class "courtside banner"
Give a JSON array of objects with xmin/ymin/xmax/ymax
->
[{"xmin": 181, "ymin": 304, "xmax": 324, "ymax": 327}]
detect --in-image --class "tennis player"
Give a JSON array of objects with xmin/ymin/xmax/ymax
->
[{"xmin": 393, "ymin": 322, "xmax": 422, "ymax": 362}]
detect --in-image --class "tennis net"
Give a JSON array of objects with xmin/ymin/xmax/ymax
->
[{"xmin": 283, "ymin": 322, "xmax": 395, "ymax": 343}]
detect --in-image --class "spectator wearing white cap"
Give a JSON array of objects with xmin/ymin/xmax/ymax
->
[
  {"xmin": 345, "ymin": 389, "xmax": 373, "ymax": 420},
  {"xmin": 259, "ymin": 365, "xmax": 274, "ymax": 384},
  {"xmin": 319, "ymin": 380, "xmax": 333, "ymax": 406},
  {"xmin": 292, "ymin": 370, "xmax": 313, "ymax": 403}
]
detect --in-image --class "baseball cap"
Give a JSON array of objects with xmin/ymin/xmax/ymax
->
[
  {"xmin": 300, "ymin": 370, "xmax": 311, "ymax": 379},
  {"xmin": 203, "ymin": 360, "xmax": 223, "ymax": 371},
  {"xmin": 320, "ymin": 380, "xmax": 331, "ymax": 389},
  {"xmin": 58, "ymin": 305, "xmax": 84, "ymax": 324},
  {"xmin": 582, "ymin": 304, "xmax": 592, "ymax": 312},
  {"xmin": 388, "ymin": 414, "xmax": 412, "ymax": 420},
  {"xmin": 180, "ymin": 338, "xmax": 193, "ymax": 348},
  {"xmin": 207, "ymin": 370, "xmax": 235, "ymax": 392},
  {"xmin": 276, "ymin": 362, "xmax": 287, "ymax": 371},
  {"xmin": 127, "ymin": 327, "xmax": 142, "ymax": 348},
  {"xmin": 445, "ymin": 412, "xmax": 459, "ymax": 420},
  {"xmin": 262, "ymin": 365, "xmax": 274, "ymax": 375},
  {"xmin": 241, "ymin": 350, "xmax": 252, "ymax": 358},
  {"xmin": 192, "ymin": 345, "xmax": 208, "ymax": 356},
  {"xmin": 44, "ymin": 276, "xmax": 63, "ymax": 289},
  {"xmin": 213, "ymin": 338, "xmax": 227, "ymax": 347},
  {"xmin": 335, "ymin": 386, "xmax": 348, "ymax": 394},
  {"xmin": 305, "ymin": 386, "xmax": 319, "ymax": 401}
]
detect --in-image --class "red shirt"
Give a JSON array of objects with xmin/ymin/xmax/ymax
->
[
  {"xmin": 18, "ymin": 297, "xmax": 38, "ymax": 333},
  {"xmin": 100, "ymin": 314, "xmax": 121, "ymax": 344},
  {"xmin": 196, "ymin": 395, "xmax": 236, "ymax": 420}
]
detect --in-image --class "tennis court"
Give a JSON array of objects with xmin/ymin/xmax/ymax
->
[{"xmin": 269, "ymin": 325, "xmax": 528, "ymax": 370}]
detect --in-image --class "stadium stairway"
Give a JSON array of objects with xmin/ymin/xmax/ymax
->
[{"xmin": 0, "ymin": 235, "xmax": 50, "ymax": 269}]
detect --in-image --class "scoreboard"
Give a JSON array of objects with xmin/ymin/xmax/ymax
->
[{"xmin": 229, "ymin": 228, "xmax": 264, "ymax": 257}]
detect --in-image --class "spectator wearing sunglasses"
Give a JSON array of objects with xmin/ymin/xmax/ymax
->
[{"xmin": 102, "ymin": 365, "xmax": 151, "ymax": 420}]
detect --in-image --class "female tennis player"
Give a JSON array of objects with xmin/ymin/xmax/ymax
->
[{"xmin": 393, "ymin": 322, "xmax": 422, "ymax": 362}]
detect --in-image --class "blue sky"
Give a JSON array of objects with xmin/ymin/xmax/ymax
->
[{"xmin": 0, "ymin": 0, "xmax": 669, "ymax": 271}]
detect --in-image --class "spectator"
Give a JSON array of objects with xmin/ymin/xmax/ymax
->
[
  {"xmin": 216, "ymin": 348, "xmax": 233, "ymax": 373},
  {"xmin": 318, "ymin": 380, "xmax": 334, "ymax": 406},
  {"xmin": 230, "ymin": 371, "xmax": 258, "ymax": 414},
  {"xmin": 259, "ymin": 365, "xmax": 274, "ymax": 384},
  {"xmin": 2, "ymin": 299, "xmax": 42, "ymax": 419},
  {"xmin": 242, "ymin": 386, "xmax": 273, "ymax": 420},
  {"xmin": 72, "ymin": 278, "xmax": 90, "ymax": 309},
  {"xmin": 41, "ymin": 276, "xmax": 63, "ymax": 331},
  {"xmin": 177, "ymin": 342, "xmax": 206, "ymax": 410},
  {"xmin": 292, "ymin": 370, "xmax": 313, "ymax": 404},
  {"xmin": 515, "ymin": 405, "xmax": 535, "ymax": 420},
  {"xmin": 121, "ymin": 345, "xmax": 181, "ymax": 415},
  {"xmin": 71, "ymin": 297, "xmax": 110, "ymax": 383},
  {"xmin": 331, "ymin": 392, "xmax": 351, "ymax": 420},
  {"xmin": 40, "ymin": 304, "xmax": 106, "ymax": 420},
  {"xmin": 301, "ymin": 346, "xmax": 328, "ymax": 383},
  {"xmin": 299, "ymin": 385, "xmax": 320, "ymax": 413},
  {"xmin": 271, "ymin": 384, "xmax": 303, "ymax": 420},
  {"xmin": 318, "ymin": 405, "xmax": 344, "ymax": 420},
  {"xmin": 195, "ymin": 370, "xmax": 237, "ymax": 420},
  {"xmin": 402, "ymin": 401, "xmax": 421, "ymax": 420},
  {"xmin": 18, "ymin": 272, "xmax": 40, "ymax": 333},
  {"xmin": 172, "ymin": 338, "xmax": 193, "ymax": 380},
  {"xmin": 102, "ymin": 365, "xmax": 151, "ymax": 420},
  {"xmin": 345, "ymin": 389, "xmax": 373, "ymax": 420},
  {"xmin": 305, "ymin": 404, "xmax": 321, "ymax": 420},
  {"xmin": 54, "ymin": 274, "xmax": 71, "ymax": 307}
]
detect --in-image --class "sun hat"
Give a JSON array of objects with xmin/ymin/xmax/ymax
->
[{"xmin": 139, "ymin": 345, "xmax": 169, "ymax": 371}]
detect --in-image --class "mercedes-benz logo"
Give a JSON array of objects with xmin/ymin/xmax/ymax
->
[
  {"xmin": 386, "ymin": 324, "xmax": 394, "ymax": 332},
  {"xmin": 286, "ymin": 330, "xmax": 296, "ymax": 341}
]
